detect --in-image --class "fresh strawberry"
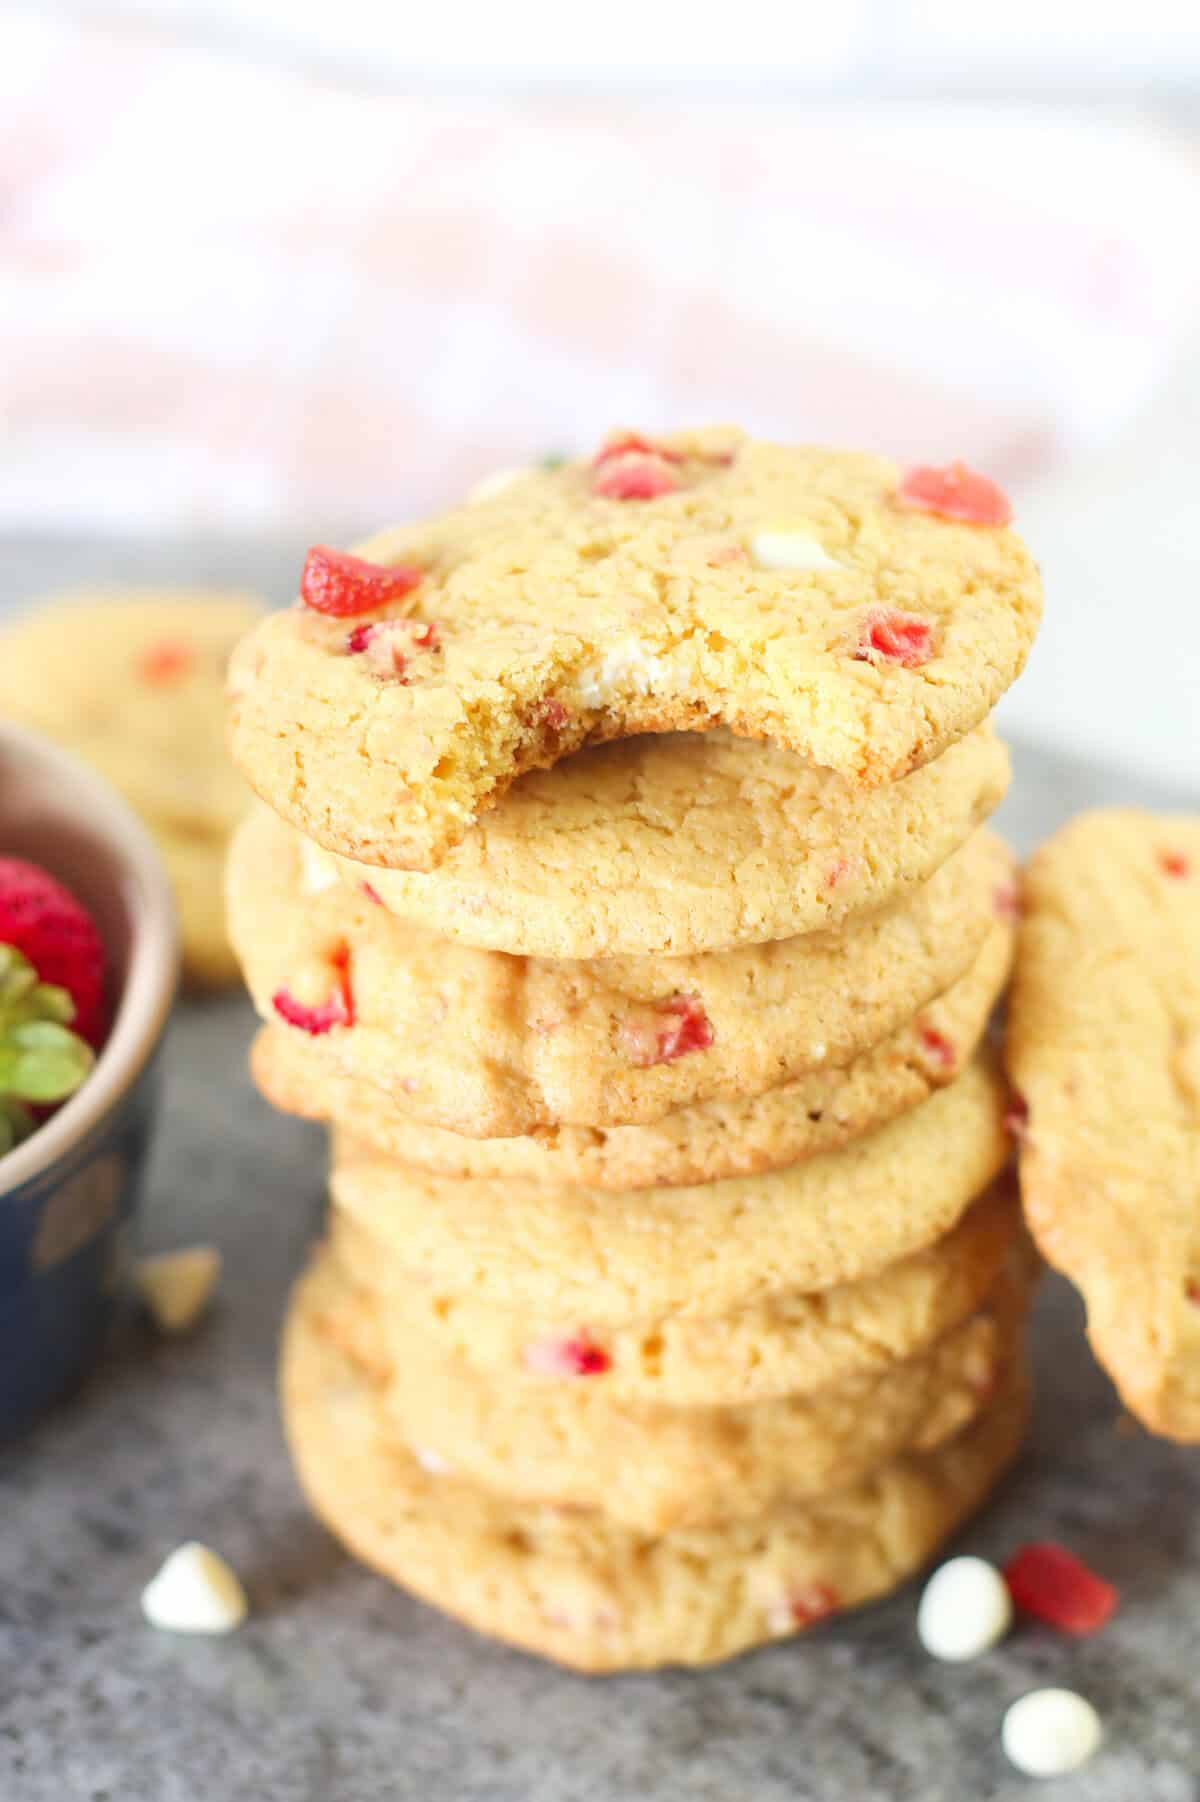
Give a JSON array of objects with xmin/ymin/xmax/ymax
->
[{"xmin": 0, "ymin": 858, "xmax": 107, "ymax": 1047}]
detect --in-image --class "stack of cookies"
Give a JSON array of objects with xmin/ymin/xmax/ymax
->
[{"xmin": 225, "ymin": 429, "xmax": 1043, "ymax": 1670}]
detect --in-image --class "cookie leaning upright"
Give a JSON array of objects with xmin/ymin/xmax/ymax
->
[
  {"xmin": 0, "ymin": 590, "xmax": 264, "ymax": 987},
  {"xmin": 1007, "ymin": 809, "xmax": 1200, "ymax": 1441},
  {"xmin": 227, "ymin": 431, "xmax": 1041, "ymax": 870}
]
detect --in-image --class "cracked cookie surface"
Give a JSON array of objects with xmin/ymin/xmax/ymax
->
[
  {"xmin": 227, "ymin": 429, "xmax": 1039, "ymax": 871},
  {"xmin": 308, "ymin": 724, "xmax": 1010, "ymax": 958},
  {"xmin": 1007, "ymin": 808, "xmax": 1200, "ymax": 1441}
]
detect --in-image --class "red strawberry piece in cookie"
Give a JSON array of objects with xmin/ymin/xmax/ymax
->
[
  {"xmin": 897, "ymin": 462, "xmax": 1013, "ymax": 527},
  {"xmin": 592, "ymin": 451, "xmax": 680, "ymax": 501},
  {"xmin": 1158, "ymin": 849, "xmax": 1190, "ymax": 879},
  {"xmin": 1004, "ymin": 1091, "xmax": 1030, "ymax": 1141},
  {"xmin": 272, "ymin": 947, "xmax": 354, "ymax": 1036},
  {"xmin": 1003, "ymin": 1543, "xmax": 1117, "ymax": 1636},
  {"xmin": 919, "ymin": 1024, "xmax": 957, "ymax": 1070},
  {"xmin": 301, "ymin": 546, "xmax": 423, "ymax": 618},
  {"xmin": 767, "ymin": 1582, "xmax": 841, "ymax": 1635},
  {"xmin": 524, "ymin": 1335, "xmax": 612, "ymax": 1377},
  {"xmin": 0, "ymin": 858, "xmax": 107, "ymax": 1046},
  {"xmin": 853, "ymin": 607, "xmax": 935, "ymax": 669},
  {"xmin": 346, "ymin": 618, "xmax": 441, "ymax": 677},
  {"xmin": 620, "ymin": 994, "xmax": 714, "ymax": 1067},
  {"xmin": 593, "ymin": 430, "xmax": 684, "ymax": 467},
  {"xmin": 138, "ymin": 639, "xmax": 194, "ymax": 685}
]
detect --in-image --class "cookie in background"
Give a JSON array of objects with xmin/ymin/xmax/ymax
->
[{"xmin": 0, "ymin": 589, "xmax": 265, "ymax": 988}]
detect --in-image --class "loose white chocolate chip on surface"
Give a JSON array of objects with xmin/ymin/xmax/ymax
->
[
  {"xmin": 135, "ymin": 1246, "xmax": 221, "ymax": 1333},
  {"xmin": 141, "ymin": 1542, "xmax": 248, "ymax": 1635},
  {"xmin": 916, "ymin": 1555, "xmax": 1013, "ymax": 1662},
  {"xmin": 1002, "ymin": 1689, "xmax": 1102, "ymax": 1778}
]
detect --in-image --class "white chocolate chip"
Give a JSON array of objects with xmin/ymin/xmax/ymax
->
[
  {"xmin": 1002, "ymin": 1689, "xmax": 1102, "ymax": 1778},
  {"xmin": 574, "ymin": 639, "xmax": 670, "ymax": 707},
  {"xmin": 135, "ymin": 1247, "xmax": 221, "ymax": 1333},
  {"xmin": 298, "ymin": 837, "xmax": 340, "ymax": 895},
  {"xmin": 141, "ymin": 1542, "xmax": 248, "ymax": 1635},
  {"xmin": 917, "ymin": 1556, "xmax": 1013, "ymax": 1662},
  {"xmin": 413, "ymin": 1444, "xmax": 453, "ymax": 1475},
  {"xmin": 469, "ymin": 465, "xmax": 526, "ymax": 503},
  {"xmin": 750, "ymin": 530, "xmax": 838, "ymax": 572}
]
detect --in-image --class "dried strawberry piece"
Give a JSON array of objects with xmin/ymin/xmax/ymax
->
[
  {"xmin": 300, "ymin": 545, "xmax": 422, "ymax": 618},
  {"xmin": 272, "ymin": 948, "xmax": 354, "ymax": 1036},
  {"xmin": 593, "ymin": 430, "xmax": 683, "ymax": 467},
  {"xmin": 524, "ymin": 1335, "xmax": 612, "ymax": 1377},
  {"xmin": 1004, "ymin": 1091, "xmax": 1030, "ymax": 1140},
  {"xmin": 592, "ymin": 451, "xmax": 680, "ymax": 501},
  {"xmin": 360, "ymin": 881, "xmax": 383, "ymax": 905},
  {"xmin": 993, "ymin": 880, "xmax": 1022, "ymax": 920},
  {"xmin": 896, "ymin": 462, "xmax": 1013, "ymax": 527},
  {"xmin": 919, "ymin": 1024, "xmax": 957, "ymax": 1069},
  {"xmin": 346, "ymin": 618, "xmax": 441, "ymax": 677},
  {"xmin": 1003, "ymin": 1543, "xmax": 1118, "ymax": 1635},
  {"xmin": 853, "ymin": 606, "xmax": 935, "ymax": 669},
  {"xmin": 1158, "ymin": 850, "xmax": 1190, "ymax": 879},
  {"xmin": 534, "ymin": 697, "xmax": 569, "ymax": 731},
  {"xmin": 622, "ymin": 994, "xmax": 714, "ymax": 1068},
  {"xmin": 789, "ymin": 1582, "xmax": 841, "ymax": 1627},
  {"xmin": 1186, "ymin": 1281, "xmax": 1200, "ymax": 1305},
  {"xmin": 138, "ymin": 639, "xmax": 194, "ymax": 684}
]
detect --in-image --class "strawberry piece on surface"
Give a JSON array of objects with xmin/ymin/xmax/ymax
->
[
  {"xmin": 272, "ymin": 949, "xmax": 354, "ymax": 1036},
  {"xmin": 1158, "ymin": 850, "xmax": 1190, "ymax": 879},
  {"xmin": 1004, "ymin": 1543, "xmax": 1118, "ymax": 1636},
  {"xmin": 0, "ymin": 858, "xmax": 107, "ymax": 1046},
  {"xmin": 300, "ymin": 546, "xmax": 423, "ymax": 618},
  {"xmin": 853, "ymin": 606, "xmax": 935, "ymax": 669},
  {"xmin": 896, "ymin": 462, "xmax": 1013, "ymax": 527},
  {"xmin": 592, "ymin": 451, "xmax": 680, "ymax": 501}
]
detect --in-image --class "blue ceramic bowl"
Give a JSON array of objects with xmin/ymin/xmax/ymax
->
[{"xmin": 0, "ymin": 723, "xmax": 178, "ymax": 1437}]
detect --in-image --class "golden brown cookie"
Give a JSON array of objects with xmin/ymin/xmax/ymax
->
[
  {"xmin": 1007, "ymin": 808, "xmax": 1200, "ymax": 1440},
  {"xmin": 330, "ymin": 1181, "xmax": 1025, "ymax": 1407},
  {"xmin": 329, "ymin": 1048, "xmax": 1011, "ymax": 1324},
  {"xmin": 282, "ymin": 1259, "xmax": 1031, "ymax": 1671},
  {"xmin": 252, "ymin": 920, "xmax": 1012, "ymax": 1187},
  {"xmin": 229, "ymin": 429, "xmax": 1040, "ymax": 871},
  {"xmin": 304, "ymin": 725, "xmax": 1010, "ymax": 959},
  {"xmin": 230, "ymin": 801, "xmax": 1013, "ymax": 1136},
  {"xmin": 0, "ymin": 589, "xmax": 264, "ymax": 986},
  {"xmin": 311, "ymin": 1241, "xmax": 1031, "ymax": 1531}
]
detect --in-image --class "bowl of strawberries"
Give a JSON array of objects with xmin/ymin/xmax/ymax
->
[{"xmin": 0, "ymin": 722, "xmax": 178, "ymax": 1435}]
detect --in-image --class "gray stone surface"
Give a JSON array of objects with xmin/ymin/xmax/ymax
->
[{"xmin": 0, "ymin": 537, "xmax": 1198, "ymax": 1801}]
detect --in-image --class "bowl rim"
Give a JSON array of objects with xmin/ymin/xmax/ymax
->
[{"xmin": 0, "ymin": 721, "xmax": 180, "ymax": 1191}]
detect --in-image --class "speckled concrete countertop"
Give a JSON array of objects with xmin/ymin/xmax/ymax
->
[{"xmin": 0, "ymin": 538, "xmax": 1198, "ymax": 1802}]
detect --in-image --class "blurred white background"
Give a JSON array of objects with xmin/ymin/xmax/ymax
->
[{"xmin": 2, "ymin": 0, "xmax": 1199, "ymax": 790}]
